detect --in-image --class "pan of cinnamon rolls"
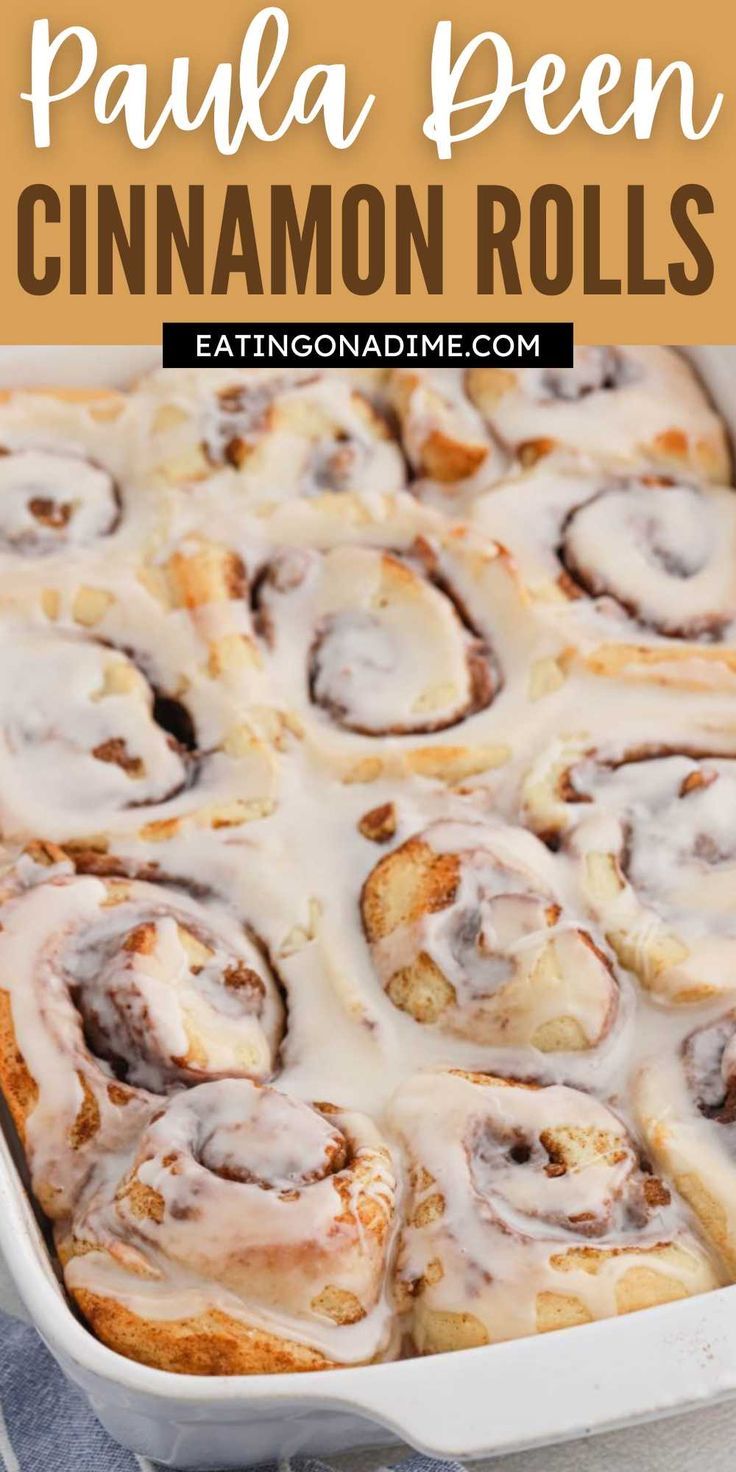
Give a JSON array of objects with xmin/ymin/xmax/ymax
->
[{"xmin": 0, "ymin": 352, "xmax": 736, "ymax": 1389}]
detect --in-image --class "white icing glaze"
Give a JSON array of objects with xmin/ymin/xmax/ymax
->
[
  {"xmin": 524, "ymin": 744, "xmax": 736, "ymax": 1002},
  {"xmin": 0, "ymin": 450, "xmax": 119, "ymax": 554},
  {"xmin": 471, "ymin": 461, "xmax": 736, "ymax": 651},
  {"xmin": 66, "ymin": 1078, "xmax": 398, "ymax": 1364},
  {"xmin": 137, "ymin": 369, "xmax": 407, "ymax": 503},
  {"xmin": 363, "ymin": 818, "xmax": 620, "ymax": 1050},
  {"xmin": 635, "ymin": 1016, "xmax": 736, "ymax": 1274},
  {"xmin": 0, "ymin": 357, "xmax": 730, "ymax": 1368},
  {"xmin": 388, "ymin": 368, "xmax": 507, "ymax": 487},
  {"xmin": 465, "ymin": 346, "xmax": 730, "ymax": 478},
  {"xmin": 0, "ymin": 629, "xmax": 190, "ymax": 829},
  {"xmin": 560, "ymin": 482, "xmax": 736, "ymax": 636},
  {"xmin": 257, "ymin": 545, "xmax": 496, "ymax": 736},
  {"xmin": 389, "ymin": 1069, "xmax": 720, "ymax": 1347},
  {"xmin": 0, "ymin": 867, "xmax": 283, "ymax": 1213}
]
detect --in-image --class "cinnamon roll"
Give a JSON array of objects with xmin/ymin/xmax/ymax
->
[
  {"xmin": 0, "ymin": 623, "xmax": 203, "ymax": 839},
  {"xmin": 0, "ymin": 449, "xmax": 121, "ymax": 556},
  {"xmin": 471, "ymin": 462, "xmax": 736, "ymax": 687},
  {"xmin": 465, "ymin": 346, "xmax": 730, "ymax": 481},
  {"xmin": 139, "ymin": 369, "xmax": 407, "ymax": 503},
  {"xmin": 524, "ymin": 739, "xmax": 736, "ymax": 1004},
  {"xmin": 251, "ymin": 530, "xmax": 535, "ymax": 782},
  {"xmin": 255, "ymin": 542, "xmax": 497, "ymax": 738},
  {"xmin": 0, "ymin": 851, "xmax": 284, "ymax": 1217},
  {"xmin": 60, "ymin": 1078, "xmax": 397, "ymax": 1373},
  {"xmin": 0, "ymin": 532, "xmax": 281, "ymax": 840},
  {"xmin": 391, "ymin": 1069, "xmax": 721, "ymax": 1353},
  {"xmin": 0, "ymin": 389, "xmax": 152, "ymax": 561},
  {"xmin": 636, "ymin": 1012, "xmax": 736, "ymax": 1274},
  {"xmin": 361, "ymin": 820, "xmax": 619, "ymax": 1050}
]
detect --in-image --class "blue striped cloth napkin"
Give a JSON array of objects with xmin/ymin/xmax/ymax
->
[{"xmin": 0, "ymin": 1310, "xmax": 459, "ymax": 1472}]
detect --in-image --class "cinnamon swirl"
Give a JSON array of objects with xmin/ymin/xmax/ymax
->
[
  {"xmin": 256, "ymin": 544, "xmax": 497, "ymax": 736},
  {"xmin": 471, "ymin": 462, "xmax": 736, "ymax": 688},
  {"xmin": 524, "ymin": 738, "xmax": 736, "ymax": 1004},
  {"xmin": 391, "ymin": 1069, "xmax": 721, "ymax": 1353},
  {"xmin": 60, "ymin": 1079, "xmax": 397, "ymax": 1373},
  {"xmin": 361, "ymin": 819, "xmax": 620, "ymax": 1050},
  {"xmin": 251, "ymin": 529, "xmax": 537, "ymax": 782},
  {"xmin": 0, "ymin": 850, "xmax": 284, "ymax": 1217},
  {"xmin": 0, "ymin": 627, "xmax": 195, "ymax": 834},
  {"xmin": 0, "ymin": 388, "xmax": 159, "ymax": 566},
  {"xmin": 0, "ymin": 449, "xmax": 121, "ymax": 556},
  {"xmin": 0, "ymin": 536, "xmax": 279, "ymax": 841}
]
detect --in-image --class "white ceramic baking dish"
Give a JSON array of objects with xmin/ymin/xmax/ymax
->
[{"xmin": 0, "ymin": 344, "xmax": 735, "ymax": 1469}]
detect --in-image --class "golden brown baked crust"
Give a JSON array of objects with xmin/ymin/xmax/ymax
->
[{"xmin": 68, "ymin": 1291, "xmax": 337, "ymax": 1374}]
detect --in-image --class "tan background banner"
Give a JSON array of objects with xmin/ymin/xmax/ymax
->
[{"xmin": 0, "ymin": 0, "xmax": 732, "ymax": 342}]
